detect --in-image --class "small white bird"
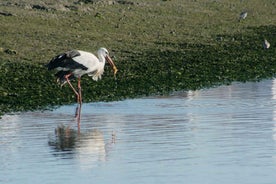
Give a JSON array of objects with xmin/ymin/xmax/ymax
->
[
  {"xmin": 263, "ymin": 39, "xmax": 270, "ymax": 49},
  {"xmin": 46, "ymin": 48, "xmax": 118, "ymax": 104},
  {"xmin": 239, "ymin": 11, "xmax": 247, "ymax": 21}
]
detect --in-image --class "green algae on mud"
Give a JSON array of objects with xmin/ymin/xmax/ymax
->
[{"xmin": 0, "ymin": 25, "xmax": 275, "ymax": 115}]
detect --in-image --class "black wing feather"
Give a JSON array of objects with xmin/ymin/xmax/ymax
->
[{"xmin": 46, "ymin": 50, "xmax": 88, "ymax": 71}]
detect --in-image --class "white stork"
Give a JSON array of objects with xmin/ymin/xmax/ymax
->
[{"xmin": 46, "ymin": 48, "xmax": 118, "ymax": 105}]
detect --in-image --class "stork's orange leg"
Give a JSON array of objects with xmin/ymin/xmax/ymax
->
[
  {"xmin": 64, "ymin": 74, "xmax": 82, "ymax": 124},
  {"xmin": 65, "ymin": 73, "xmax": 80, "ymax": 103},
  {"xmin": 77, "ymin": 77, "xmax": 82, "ymax": 105},
  {"xmin": 74, "ymin": 77, "xmax": 82, "ymax": 126}
]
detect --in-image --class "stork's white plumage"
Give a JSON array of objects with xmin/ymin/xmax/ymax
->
[{"xmin": 46, "ymin": 47, "xmax": 118, "ymax": 105}]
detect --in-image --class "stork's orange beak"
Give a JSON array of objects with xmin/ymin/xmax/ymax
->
[{"xmin": 106, "ymin": 55, "xmax": 118, "ymax": 77}]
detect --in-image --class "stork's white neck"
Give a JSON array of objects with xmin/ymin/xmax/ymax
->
[{"xmin": 98, "ymin": 54, "xmax": 106, "ymax": 63}]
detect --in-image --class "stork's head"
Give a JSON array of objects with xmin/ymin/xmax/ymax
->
[{"xmin": 98, "ymin": 48, "xmax": 118, "ymax": 77}]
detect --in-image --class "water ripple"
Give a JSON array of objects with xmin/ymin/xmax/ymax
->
[{"xmin": 1, "ymin": 80, "xmax": 276, "ymax": 184}]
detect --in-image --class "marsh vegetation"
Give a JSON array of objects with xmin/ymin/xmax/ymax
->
[{"xmin": 0, "ymin": 0, "xmax": 275, "ymax": 115}]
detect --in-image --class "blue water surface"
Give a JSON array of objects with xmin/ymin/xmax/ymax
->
[{"xmin": 1, "ymin": 79, "xmax": 276, "ymax": 184}]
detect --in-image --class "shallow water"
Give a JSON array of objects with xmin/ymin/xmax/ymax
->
[{"xmin": 1, "ymin": 79, "xmax": 276, "ymax": 184}]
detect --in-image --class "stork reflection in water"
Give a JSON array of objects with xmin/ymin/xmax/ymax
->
[{"xmin": 48, "ymin": 125, "xmax": 116, "ymax": 168}]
